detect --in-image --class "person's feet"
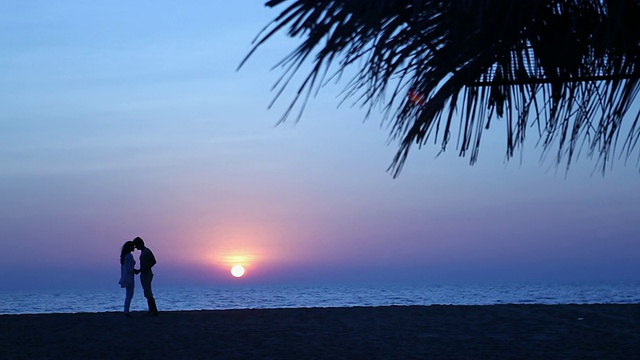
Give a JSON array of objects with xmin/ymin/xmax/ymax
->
[
  {"xmin": 123, "ymin": 312, "xmax": 133, "ymax": 318},
  {"xmin": 144, "ymin": 311, "xmax": 159, "ymax": 316}
]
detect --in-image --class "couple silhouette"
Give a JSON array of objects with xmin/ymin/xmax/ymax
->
[{"xmin": 119, "ymin": 236, "xmax": 159, "ymax": 316}]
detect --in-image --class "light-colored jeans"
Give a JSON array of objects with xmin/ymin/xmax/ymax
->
[
  {"xmin": 140, "ymin": 272, "xmax": 154, "ymax": 299},
  {"xmin": 124, "ymin": 284, "xmax": 134, "ymax": 313}
]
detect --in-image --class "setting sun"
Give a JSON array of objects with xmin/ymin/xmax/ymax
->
[{"xmin": 230, "ymin": 265, "xmax": 245, "ymax": 278}]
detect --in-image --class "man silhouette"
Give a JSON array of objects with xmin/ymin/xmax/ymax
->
[{"xmin": 133, "ymin": 236, "xmax": 159, "ymax": 316}]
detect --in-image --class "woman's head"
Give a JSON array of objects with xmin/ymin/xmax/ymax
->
[{"xmin": 120, "ymin": 241, "xmax": 135, "ymax": 264}]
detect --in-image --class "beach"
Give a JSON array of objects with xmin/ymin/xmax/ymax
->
[{"xmin": 1, "ymin": 304, "xmax": 639, "ymax": 359}]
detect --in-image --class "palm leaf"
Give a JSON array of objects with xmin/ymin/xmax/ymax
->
[{"xmin": 243, "ymin": 0, "xmax": 640, "ymax": 175}]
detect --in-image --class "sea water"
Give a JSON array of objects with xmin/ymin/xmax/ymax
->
[{"xmin": 1, "ymin": 282, "xmax": 639, "ymax": 315}]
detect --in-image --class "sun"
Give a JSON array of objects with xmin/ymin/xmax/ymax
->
[{"xmin": 230, "ymin": 264, "xmax": 245, "ymax": 278}]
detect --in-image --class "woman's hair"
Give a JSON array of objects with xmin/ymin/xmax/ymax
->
[{"xmin": 120, "ymin": 241, "xmax": 135, "ymax": 265}]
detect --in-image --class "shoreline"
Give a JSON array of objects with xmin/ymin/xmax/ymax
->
[
  {"xmin": 1, "ymin": 301, "xmax": 640, "ymax": 316},
  {"xmin": 2, "ymin": 304, "xmax": 639, "ymax": 359},
  {"xmin": 3, "ymin": 281, "xmax": 640, "ymax": 315}
]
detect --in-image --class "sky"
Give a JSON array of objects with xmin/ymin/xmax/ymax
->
[{"xmin": 1, "ymin": 1, "xmax": 639, "ymax": 291}]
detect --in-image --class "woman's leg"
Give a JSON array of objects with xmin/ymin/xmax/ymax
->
[{"xmin": 124, "ymin": 284, "xmax": 134, "ymax": 313}]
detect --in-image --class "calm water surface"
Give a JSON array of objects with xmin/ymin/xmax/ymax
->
[{"xmin": 1, "ymin": 282, "xmax": 639, "ymax": 315}]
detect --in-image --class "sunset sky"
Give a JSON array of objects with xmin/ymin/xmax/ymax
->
[{"xmin": 1, "ymin": 1, "xmax": 639, "ymax": 291}]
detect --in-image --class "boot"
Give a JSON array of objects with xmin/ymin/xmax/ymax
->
[{"xmin": 147, "ymin": 298, "xmax": 159, "ymax": 315}]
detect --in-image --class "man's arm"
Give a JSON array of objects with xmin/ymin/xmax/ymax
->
[{"xmin": 139, "ymin": 250, "xmax": 157, "ymax": 272}]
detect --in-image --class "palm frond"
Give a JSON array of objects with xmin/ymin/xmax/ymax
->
[{"xmin": 243, "ymin": 0, "xmax": 640, "ymax": 175}]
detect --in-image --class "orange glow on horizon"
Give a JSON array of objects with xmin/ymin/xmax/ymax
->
[
  {"xmin": 193, "ymin": 222, "xmax": 280, "ymax": 275},
  {"xmin": 187, "ymin": 220, "xmax": 297, "ymax": 280}
]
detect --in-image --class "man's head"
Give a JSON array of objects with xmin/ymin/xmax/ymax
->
[{"xmin": 133, "ymin": 236, "xmax": 145, "ymax": 250}]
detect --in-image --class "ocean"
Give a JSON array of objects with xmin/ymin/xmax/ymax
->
[{"xmin": 1, "ymin": 282, "xmax": 639, "ymax": 315}]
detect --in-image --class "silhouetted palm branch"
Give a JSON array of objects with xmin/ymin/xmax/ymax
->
[{"xmin": 243, "ymin": 0, "xmax": 640, "ymax": 175}]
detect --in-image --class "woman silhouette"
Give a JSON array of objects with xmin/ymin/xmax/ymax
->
[{"xmin": 118, "ymin": 241, "xmax": 136, "ymax": 316}]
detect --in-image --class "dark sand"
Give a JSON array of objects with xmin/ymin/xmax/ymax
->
[{"xmin": 1, "ymin": 304, "xmax": 639, "ymax": 359}]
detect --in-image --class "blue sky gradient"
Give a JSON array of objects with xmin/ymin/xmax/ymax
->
[{"xmin": 1, "ymin": 1, "xmax": 639, "ymax": 290}]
